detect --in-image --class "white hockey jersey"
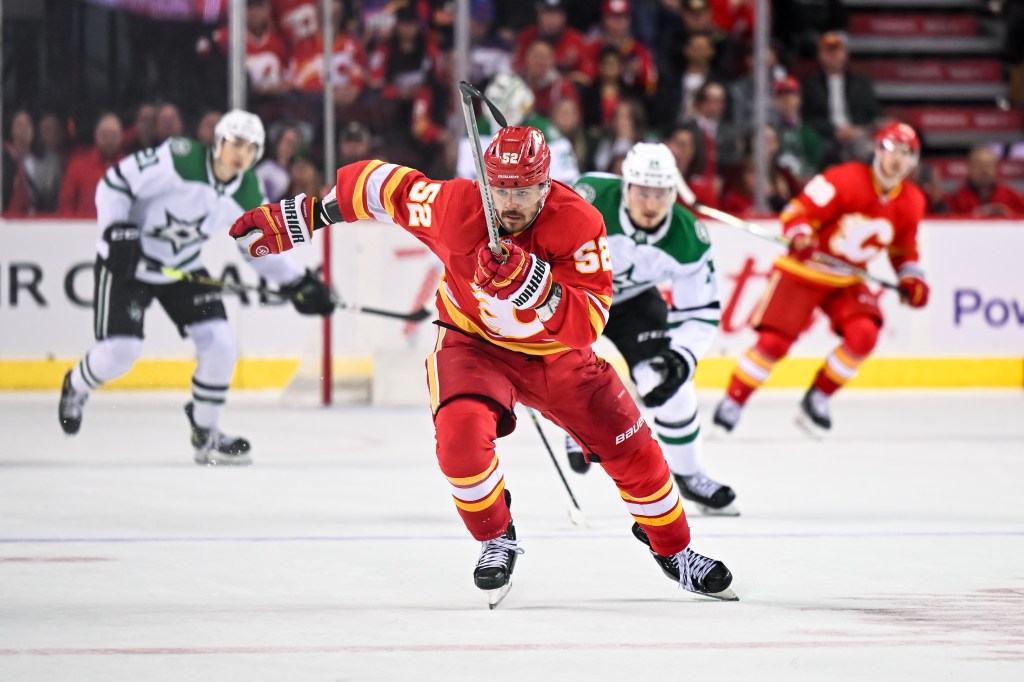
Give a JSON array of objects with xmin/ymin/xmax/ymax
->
[
  {"xmin": 574, "ymin": 172, "xmax": 721, "ymax": 360},
  {"xmin": 95, "ymin": 137, "xmax": 301, "ymax": 286}
]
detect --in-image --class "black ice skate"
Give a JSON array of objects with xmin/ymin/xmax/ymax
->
[
  {"xmin": 674, "ymin": 472, "xmax": 739, "ymax": 516},
  {"xmin": 58, "ymin": 370, "xmax": 88, "ymax": 435},
  {"xmin": 185, "ymin": 402, "xmax": 252, "ymax": 466},
  {"xmin": 796, "ymin": 388, "xmax": 831, "ymax": 439},
  {"xmin": 632, "ymin": 523, "xmax": 738, "ymax": 601},
  {"xmin": 565, "ymin": 434, "xmax": 590, "ymax": 474},
  {"xmin": 473, "ymin": 490, "xmax": 524, "ymax": 610},
  {"xmin": 711, "ymin": 397, "xmax": 742, "ymax": 435}
]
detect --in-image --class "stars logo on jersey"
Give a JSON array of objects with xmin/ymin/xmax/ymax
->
[
  {"xmin": 612, "ymin": 265, "xmax": 646, "ymax": 295},
  {"xmin": 575, "ymin": 183, "xmax": 596, "ymax": 204},
  {"xmin": 694, "ymin": 219, "xmax": 710, "ymax": 244},
  {"xmin": 152, "ymin": 210, "xmax": 208, "ymax": 254}
]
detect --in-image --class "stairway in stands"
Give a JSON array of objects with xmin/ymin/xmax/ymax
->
[{"xmin": 842, "ymin": 0, "xmax": 1024, "ymax": 191}]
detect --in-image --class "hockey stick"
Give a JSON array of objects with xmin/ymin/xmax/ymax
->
[
  {"xmin": 159, "ymin": 267, "xmax": 432, "ymax": 322},
  {"xmin": 525, "ymin": 407, "xmax": 586, "ymax": 527},
  {"xmin": 676, "ymin": 177, "xmax": 901, "ymax": 291},
  {"xmin": 458, "ymin": 80, "xmax": 504, "ymax": 258}
]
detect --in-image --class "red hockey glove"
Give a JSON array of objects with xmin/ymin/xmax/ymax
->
[
  {"xmin": 229, "ymin": 193, "xmax": 319, "ymax": 257},
  {"xmin": 473, "ymin": 242, "xmax": 553, "ymax": 310},
  {"xmin": 898, "ymin": 276, "xmax": 929, "ymax": 308}
]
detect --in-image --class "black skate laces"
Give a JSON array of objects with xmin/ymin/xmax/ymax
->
[
  {"xmin": 477, "ymin": 536, "xmax": 524, "ymax": 570},
  {"xmin": 680, "ymin": 473, "xmax": 723, "ymax": 498},
  {"xmin": 674, "ymin": 548, "xmax": 718, "ymax": 592},
  {"xmin": 61, "ymin": 381, "xmax": 88, "ymax": 415},
  {"xmin": 806, "ymin": 390, "xmax": 830, "ymax": 418}
]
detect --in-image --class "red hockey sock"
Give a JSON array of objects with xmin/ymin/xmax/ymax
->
[
  {"xmin": 727, "ymin": 330, "xmax": 793, "ymax": 405},
  {"xmin": 434, "ymin": 397, "xmax": 511, "ymax": 541},
  {"xmin": 600, "ymin": 439, "xmax": 691, "ymax": 557}
]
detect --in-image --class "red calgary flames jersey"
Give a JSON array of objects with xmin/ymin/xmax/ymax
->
[
  {"xmin": 331, "ymin": 160, "xmax": 613, "ymax": 355},
  {"xmin": 778, "ymin": 162, "xmax": 926, "ymax": 287}
]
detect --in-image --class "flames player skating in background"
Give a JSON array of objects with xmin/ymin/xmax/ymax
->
[
  {"xmin": 570, "ymin": 142, "xmax": 738, "ymax": 516},
  {"xmin": 229, "ymin": 126, "xmax": 737, "ymax": 608},
  {"xmin": 713, "ymin": 122, "xmax": 930, "ymax": 437}
]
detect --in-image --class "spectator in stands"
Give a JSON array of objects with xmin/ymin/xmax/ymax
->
[
  {"xmin": 673, "ymin": 33, "xmax": 721, "ymax": 127},
  {"xmin": 24, "ymin": 111, "xmax": 68, "ymax": 214},
  {"xmin": 123, "ymin": 102, "xmax": 158, "ymax": 155},
  {"xmin": 728, "ymin": 40, "xmax": 787, "ymax": 139},
  {"xmin": 520, "ymin": 39, "xmax": 581, "ymax": 118},
  {"xmin": 337, "ymin": 121, "xmax": 375, "ymax": 166},
  {"xmin": 683, "ymin": 80, "xmax": 743, "ymax": 180},
  {"xmin": 655, "ymin": 0, "xmax": 735, "ymax": 102},
  {"xmin": 199, "ymin": 0, "xmax": 290, "ymax": 101},
  {"xmin": 586, "ymin": 0, "xmax": 657, "ymax": 98},
  {"xmin": 155, "ymin": 103, "xmax": 185, "ymax": 145},
  {"xmin": 272, "ymin": 0, "xmax": 319, "ymax": 48},
  {"xmin": 550, "ymin": 96, "xmax": 592, "ymax": 173},
  {"xmin": 591, "ymin": 97, "xmax": 649, "ymax": 172},
  {"xmin": 772, "ymin": 0, "xmax": 847, "ymax": 59},
  {"xmin": 910, "ymin": 161, "xmax": 949, "ymax": 216},
  {"xmin": 946, "ymin": 145, "xmax": 1024, "ymax": 218},
  {"xmin": 195, "ymin": 110, "xmax": 222, "ymax": 147},
  {"xmin": 255, "ymin": 123, "xmax": 304, "ymax": 202},
  {"xmin": 290, "ymin": 0, "xmax": 366, "ymax": 109},
  {"xmin": 770, "ymin": 76, "xmax": 824, "ymax": 185},
  {"xmin": 285, "ymin": 153, "xmax": 324, "ymax": 199},
  {"xmin": 579, "ymin": 46, "xmax": 632, "ymax": 132},
  {"xmin": 799, "ymin": 31, "xmax": 880, "ymax": 164},
  {"xmin": 2, "ymin": 108, "xmax": 35, "ymax": 215},
  {"xmin": 665, "ymin": 122, "xmax": 720, "ymax": 207},
  {"xmin": 721, "ymin": 125, "xmax": 800, "ymax": 215},
  {"xmin": 58, "ymin": 112, "xmax": 124, "ymax": 219},
  {"xmin": 468, "ymin": 0, "xmax": 513, "ymax": 85},
  {"xmin": 514, "ymin": 0, "xmax": 594, "ymax": 86}
]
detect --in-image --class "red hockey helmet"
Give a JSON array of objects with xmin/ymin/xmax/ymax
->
[
  {"xmin": 875, "ymin": 121, "xmax": 920, "ymax": 156},
  {"xmin": 484, "ymin": 126, "xmax": 551, "ymax": 188}
]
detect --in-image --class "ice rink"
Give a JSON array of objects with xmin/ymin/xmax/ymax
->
[{"xmin": 1, "ymin": 388, "xmax": 1022, "ymax": 681}]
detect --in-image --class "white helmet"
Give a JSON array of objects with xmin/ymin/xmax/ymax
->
[
  {"xmin": 483, "ymin": 74, "xmax": 535, "ymax": 128},
  {"xmin": 214, "ymin": 109, "xmax": 265, "ymax": 167},
  {"xmin": 621, "ymin": 142, "xmax": 679, "ymax": 189}
]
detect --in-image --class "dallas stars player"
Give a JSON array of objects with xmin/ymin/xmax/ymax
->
[
  {"xmin": 57, "ymin": 109, "xmax": 333, "ymax": 465},
  {"xmin": 571, "ymin": 142, "xmax": 738, "ymax": 515}
]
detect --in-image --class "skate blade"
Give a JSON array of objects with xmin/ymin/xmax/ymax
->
[
  {"xmin": 484, "ymin": 581, "xmax": 513, "ymax": 610},
  {"xmin": 794, "ymin": 412, "xmax": 828, "ymax": 441},
  {"xmin": 194, "ymin": 452, "xmax": 253, "ymax": 467},
  {"xmin": 705, "ymin": 422, "xmax": 733, "ymax": 441},
  {"xmin": 702, "ymin": 586, "xmax": 739, "ymax": 602},
  {"xmin": 696, "ymin": 502, "xmax": 740, "ymax": 517}
]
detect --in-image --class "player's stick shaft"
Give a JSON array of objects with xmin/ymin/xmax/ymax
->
[{"xmin": 525, "ymin": 407, "xmax": 586, "ymax": 526}]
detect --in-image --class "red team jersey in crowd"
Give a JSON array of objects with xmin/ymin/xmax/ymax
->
[
  {"xmin": 213, "ymin": 28, "xmax": 290, "ymax": 91},
  {"xmin": 290, "ymin": 33, "xmax": 366, "ymax": 92},
  {"xmin": 777, "ymin": 162, "xmax": 926, "ymax": 288},
  {"xmin": 330, "ymin": 160, "xmax": 613, "ymax": 355}
]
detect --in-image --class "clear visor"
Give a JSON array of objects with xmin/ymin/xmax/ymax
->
[{"xmin": 489, "ymin": 183, "xmax": 547, "ymax": 203}]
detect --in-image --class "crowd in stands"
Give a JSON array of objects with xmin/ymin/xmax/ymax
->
[{"xmin": 4, "ymin": 0, "xmax": 1024, "ymax": 220}]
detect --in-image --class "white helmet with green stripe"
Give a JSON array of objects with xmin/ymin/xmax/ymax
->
[
  {"xmin": 214, "ymin": 109, "xmax": 265, "ymax": 169},
  {"xmin": 621, "ymin": 142, "xmax": 678, "ymax": 189}
]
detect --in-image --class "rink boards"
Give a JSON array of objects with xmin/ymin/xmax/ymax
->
[{"xmin": 1, "ymin": 218, "xmax": 1021, "ymax": 392}]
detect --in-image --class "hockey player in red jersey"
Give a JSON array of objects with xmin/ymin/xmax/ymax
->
[
  {"xmin": 229, "ymin": 125, "xmax": 737, "ymax": 607},
  {"xmin": 713, "ymin": 122, "xmax": 930, "ymax": 436}
]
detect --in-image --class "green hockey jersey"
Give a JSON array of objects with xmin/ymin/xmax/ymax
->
[{"xmin": 573, "ymin": 172, "xmax": 721, "ymax": 359}]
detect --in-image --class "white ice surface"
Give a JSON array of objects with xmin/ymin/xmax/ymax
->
[{"xmin": 1, "ymin": 389, "xmax": 1022, "ymax": 681}]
